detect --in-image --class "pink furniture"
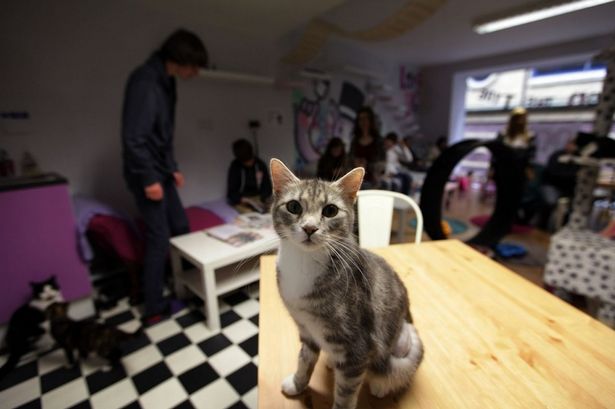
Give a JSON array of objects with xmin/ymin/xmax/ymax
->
[{"xmin": 0, "ymin": 174, "xmax": 92, "ymax": 324}]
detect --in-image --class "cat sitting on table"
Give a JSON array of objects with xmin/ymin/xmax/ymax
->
[{"xmin": 269, "ymin": 158, "xmax": 423, "ymax": 409}]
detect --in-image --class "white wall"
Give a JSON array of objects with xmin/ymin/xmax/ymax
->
[
  {"xmin": 418, "ymin": 33, "xmax": 613, "ymax": 144},
  {"xmin": 0, "ymin": 0, "xmax": 294, "ymax": 213}
]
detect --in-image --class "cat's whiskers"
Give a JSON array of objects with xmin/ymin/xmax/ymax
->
[
  {"xmin": 324, "ymin": 241, "xmax": 352, "ymax": 298},
  {"xmin": 328, "ymin": 234, "xmax": 370, "ymax": 290}
]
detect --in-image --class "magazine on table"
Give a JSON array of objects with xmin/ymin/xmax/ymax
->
[
  {"xmin": 235, "ymin": 212, "xmax": 273, "ymax": 229},
  {"xmin": 205, "ymin": 223, "xmax": 263, "ymax": 247}
]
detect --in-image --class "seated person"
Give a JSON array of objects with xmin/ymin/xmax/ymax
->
[
  {"xmin": 426, "ymin": 135, "xmax": 448, "ymax": 166},
  {"xmin": 317, "ymin": 137, "xmax": 350, "ymax": 181},
  {"xmin": 538, "ymin": 139, "xmax": 579, "ymax": 229},
  {"xmin": 382, "ymin": 132, "xmax": 413, "ymax": 195},
  {"xmin": 227, "ymin": 139, "xmax": 272, "ymax": 213}
]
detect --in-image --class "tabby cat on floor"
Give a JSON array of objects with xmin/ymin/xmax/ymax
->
[
  {"xmin": 47, "ymin": 302, "xmax": 141, "ymax": 369},
  {"xmin": 270, "ymin": 159, "xmax": 423, "ymax": 409}
]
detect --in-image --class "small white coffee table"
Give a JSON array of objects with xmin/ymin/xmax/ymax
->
[{"xmin": 170, "ymin": 225, "xmax": 279, "ymax": 331}]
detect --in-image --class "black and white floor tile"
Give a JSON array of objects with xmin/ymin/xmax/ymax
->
[{"xmin": 0, "ymin": 288, "xmax": 260, "ymax": 409}]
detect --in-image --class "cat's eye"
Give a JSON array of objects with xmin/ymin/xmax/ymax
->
[
  {"xmin": 322, "ymin": 204, "xmax": 338, "ymax": 218},
  {"xmin": 286, "ymin": 200, "xmax": 302, "ymax": 215}
]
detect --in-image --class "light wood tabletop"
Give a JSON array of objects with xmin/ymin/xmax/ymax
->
[{"xmin": 258, "ymin": 240, "xmax": 615, "ymax": 409}]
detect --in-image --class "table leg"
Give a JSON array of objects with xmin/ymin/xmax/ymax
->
[
  {"xmin": 397, "ymin": 208, "xmax": 407, "ymax": 242},
  {"xmin": 203, "ymin": 265, "xmax": 221, "ymax": 332},
  {"xmin": 170, "ymin": 248, "xmax": 187, "ymax": 298}
]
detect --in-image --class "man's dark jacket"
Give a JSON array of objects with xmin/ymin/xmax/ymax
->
[{"xmin": 122, "ymin": 53, "xmax": 177, "ymax": 188}]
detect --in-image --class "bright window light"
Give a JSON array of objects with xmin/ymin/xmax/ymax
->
[{"xmin": 474, "ymin": 0, "xmax": 615, "ymax": 34}]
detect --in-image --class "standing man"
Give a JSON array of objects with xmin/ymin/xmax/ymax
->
[{"xmin": 121, "ymin": 29, "xmax": 208, "ymax": 325}]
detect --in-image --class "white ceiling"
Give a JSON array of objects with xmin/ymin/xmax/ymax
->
[{"xmin": 138, "ymin": 0, "xmax": 615, "ymax": 68}]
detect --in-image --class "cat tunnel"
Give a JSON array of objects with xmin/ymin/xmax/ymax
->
[{"xmin": 419, "ymin": 139, "xmax": 525, "ymax": 247}]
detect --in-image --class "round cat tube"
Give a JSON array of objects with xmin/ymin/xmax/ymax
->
[{"xmin": 419, "ymin": 139, "xmax": 525, "ymax": 247}]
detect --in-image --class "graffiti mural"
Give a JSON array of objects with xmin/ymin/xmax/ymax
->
[{"xmin": 293, "ymin": 80, "xmax": 364, "ymax": 169}]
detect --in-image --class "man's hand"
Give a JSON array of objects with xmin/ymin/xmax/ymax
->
[
  {"xmin": 173, "ymin": 171, "xmax": 185, "ymax": 188},
  {"xmin": 145, "ymin": 182, "xmax": 164, "ymax": 201}
]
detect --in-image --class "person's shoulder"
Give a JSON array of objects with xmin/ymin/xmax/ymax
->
[
  {"xmin": 255, "ymin": 158, "xmax": 273, "ymax": 174},
  {"xmin": 229, "ymin": 159, "xmax": 242, "ymax": 169},
  {"xmin": 127, "ymin": 59, "xmax": 158, "ymax": 86}
]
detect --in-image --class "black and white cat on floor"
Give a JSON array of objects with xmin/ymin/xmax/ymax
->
[
  {"xmin": 269, "ymin": 159, "xmax": 423, "ymax": 409},
  {"xmin": 47, "ymin": 302, "xmax": 141, "ymax": 370},
  {"xmin": 0, "ymin": 276, "xmax": 64, "ymax": 380}
]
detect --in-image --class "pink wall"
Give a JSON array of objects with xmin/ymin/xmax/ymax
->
[{"xmin": 0, "ymin": 183, "xmax": 91, "ymax": 323}]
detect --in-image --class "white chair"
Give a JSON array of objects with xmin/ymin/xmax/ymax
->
[{"xmin": 356, "ymin": 190, "xmax": 423, "ymax": 248}]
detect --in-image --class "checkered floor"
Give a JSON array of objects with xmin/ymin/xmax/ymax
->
[{"xmin": 0, "ymin": 288, "xmax": 260, "ymax": 409}]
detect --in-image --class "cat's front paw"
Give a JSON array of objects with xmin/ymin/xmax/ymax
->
[
  {"xmin": 368, "ymin": 380, "xmax": 388, "ymax": 398},
  {"xmin": 281, "ymin": 374, "xmax": 303, "ymax": 396}
]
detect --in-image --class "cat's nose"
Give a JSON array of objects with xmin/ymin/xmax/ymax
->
[{"xmin": 302, "ymin": 225, "xmax": 319, "ymax": 237}]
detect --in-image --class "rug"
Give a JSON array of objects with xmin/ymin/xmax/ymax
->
[
  {"xmin": 409, "ymin": 217, "xmax": 468, "ymax": 236},
  {"xmin": 469, "ymin": 214, "xmax": 533, "ymax": 234}
]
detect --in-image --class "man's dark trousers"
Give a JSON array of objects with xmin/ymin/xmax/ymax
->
[{"xmin": 131, "ymin": 178, "xmax": 189, "ymax": 317}]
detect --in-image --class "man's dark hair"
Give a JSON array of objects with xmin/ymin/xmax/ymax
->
[
  {"xmin": 233, "ymin": 139, "xmax": 254, "ymax": 163},
  {"xmin": 159, "ymin": 29, "xmax": 208, "ymax": 68}
]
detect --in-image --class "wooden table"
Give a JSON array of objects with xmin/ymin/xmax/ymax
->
[{"xmin": 258, "ymin": 240, "xmax": 615, "ymax": 408}]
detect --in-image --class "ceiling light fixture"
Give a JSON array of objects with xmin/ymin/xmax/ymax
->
[{"xmin": 473, "ymin": 0, "xmax": 615, "ymax": 34}]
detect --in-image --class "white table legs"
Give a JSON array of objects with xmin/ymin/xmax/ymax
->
[
  {"xmin": 203, "ymin": 266, "xmax": 220, "ymax": 332},
  {"xmin": 170, "ymin": 248, "xmax": 187, "ymax": 298},
  {"xmin": 171, "ymin": 248, "xmax": 222, "ymax": 332}
]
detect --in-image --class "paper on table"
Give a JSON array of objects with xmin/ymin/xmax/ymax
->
[{"xmin": 206, "ymin": 224, "xmax": 263, "ymax": 247}]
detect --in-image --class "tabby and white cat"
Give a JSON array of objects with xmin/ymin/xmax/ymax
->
[
  {"xmin": 0, "ymin": 276, "xmax": 63, "ymax": 381},
  {"xmin": 269, "ymin": 159, "xmax": 423, "ymax": 409}
]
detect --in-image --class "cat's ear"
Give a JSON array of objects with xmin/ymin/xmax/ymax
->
[
  {"xmin": 270, "ymin": 158, "xmax": 299, "ymax": 195},
  {"xmin": 334, "ymin": 167, "xmax": 364, "ymax": 201}
]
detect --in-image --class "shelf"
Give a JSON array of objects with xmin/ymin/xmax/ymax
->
[
  {"xmin": 199, "ymin": 69, "xmax": 274, "ymax": 86},
  {"xmin": 215, "ymin": 263, "xmax": 260, "ymax": 296},
  {"xmin": 176, "ymin": 256, "xmax": 270, "ymax": 300},
  {"xmin": 178, "ymin": 268, "xmax": 204, "ymax": 299}
]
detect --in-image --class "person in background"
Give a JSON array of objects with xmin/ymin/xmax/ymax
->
[
  {"xmin": 496, "ymin": 107, "xmax": 538, "ymax": 225},
  {"xmin": 382, "ymin": 132, "xmax": 413, "ymax": 194},
  {"xmin": 317, "ymin": 137, "xmax": 349, "ymax": 181},
  {"xmin": 538, "ymin": 138, "xmax": 580, "ymax": 229},
  {"xmin": 426, "ymin": 135, "xmax": 448, "ymax": 166},
  {"xmin": 349, "ymin": 106, "xmax": 385, "ymax": 188},
  {"xmin": 121, "ymin": 29, "xmax": 208, "ymax": 325},
  {"xmin": 227, "ymin": 139, "xmax": 272, "ymax": 213},
  {"xmin": 497, "ymin": 107, "xmax": 536, "ymax": 161}
]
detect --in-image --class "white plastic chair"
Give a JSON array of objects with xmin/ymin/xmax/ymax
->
[{"xmin": 356, "ymin": 190, "xmax": 423, "ymax": 248}]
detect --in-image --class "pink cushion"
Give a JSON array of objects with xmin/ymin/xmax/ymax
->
[
  {"xmin": 88, "ymin": 215, "xmax": 144, "ymax": 263},
  {"xmin": 89, "ymin": 208, "xmax": 225, "ymax": 265},
  {"xmin": 185, "ymin": 206, "xmax": 225, "ymax": 231}
]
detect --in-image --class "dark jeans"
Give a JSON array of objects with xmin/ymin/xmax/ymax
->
[{"xmin": 131, "ymin": 178, "xmax": 189, "ymax": 316}]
